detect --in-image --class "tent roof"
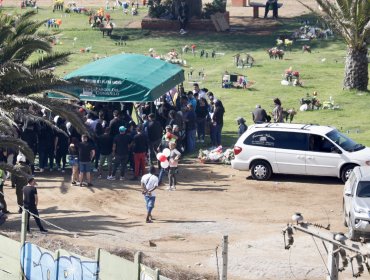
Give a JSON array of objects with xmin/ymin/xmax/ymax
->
[{"xmin": 53, "ymin": 54, "xmax": 184, "ymax": 102}]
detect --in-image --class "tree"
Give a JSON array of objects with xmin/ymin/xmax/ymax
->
[
  {"xmin": 300, "ymin": 0, "xmax": 370, "ymax": 91},
  {"xmin": 0, "ymin": 11, "xmax": 86, "ymax": 175}
]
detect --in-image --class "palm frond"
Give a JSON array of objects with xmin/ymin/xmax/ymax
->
[
  {"xmin": 0, "ymin": 136, "xmax": 34, "ymax": 163},
  {"xmin": 0, "ymin": 162, "xmax": 31, "ymax": 180},
  {"xmin": 13, "ymin": 18, "xmax": 45, "ymax": 37},
  {"xmin": 30, "ymin": 52, "xmax": 71, "ymax": 70},
  {"xmin": 30, "ymin": 96, "xmax": 89, "ymax": 137},
  {"xmin": 1, "ymin": 35, "xmax": 52, "ymax": 62}
]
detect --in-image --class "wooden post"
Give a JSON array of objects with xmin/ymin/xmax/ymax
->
[
  {"xmin": 134, "ymin": 251, "xmax": 142, "ymax": 280},
  {"xmin": 20, "ymin": 210, "xmax": 27, "ymax": 280},
  {"xmin": 95, "ymin": 248, "xmax": 101, "ymax": 279},
  {"xmin": 154, "ymin": 268, "xmax": 160, "ymax": 280},
  {"xmin": 221, "ymin": 235, "xmax": 228, "ymax": 280},
  {"xmin": 55, "ymin": 250, "xmax": 60, "ymax": 280},
  {"xmin": 327, "ymin": 243, "xmax": 339, "ymax": 280}
]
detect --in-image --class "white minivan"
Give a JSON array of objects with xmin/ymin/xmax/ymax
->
[{"xmin": 231, "ymin": 123, "xmax": 370, "ymax": 182}]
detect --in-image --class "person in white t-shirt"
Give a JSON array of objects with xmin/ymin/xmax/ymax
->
[
  {"xmin": 167, "ymin": 141, "xmax": 181, "ymax": 191},
  {"xmin": 141, "ymin": 166, "xmax": 158, "ymax": 223}
]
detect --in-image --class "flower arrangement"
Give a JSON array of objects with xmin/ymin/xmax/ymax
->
[
  {"xmin": 198, "ymin": 146, "xmax": 234, "ymax": 164},
  {"xmin": 282, "ymin": 67, "xmax": 301, "ymax": 86}
]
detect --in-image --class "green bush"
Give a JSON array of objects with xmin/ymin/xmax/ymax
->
[
  {"xmin": 202, "ymin": 0, "xmax": 226, "ymax": 19},
  {"xmin": 148, "ymin": 0, "xmax": 172, "ymax": 18}
]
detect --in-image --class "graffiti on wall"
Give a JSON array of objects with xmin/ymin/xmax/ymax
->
[{"xmin": 21, "ymin": 243, "xmax": 98, "ymax": 280}]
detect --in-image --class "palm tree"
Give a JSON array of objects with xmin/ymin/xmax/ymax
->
[
  {"xmin": 300, "ymin": 0, "xmax": 370, "ymax": 91},
  {"xmin": 0, "ymin": 11, "xmax": 86, "ymax": 174}
]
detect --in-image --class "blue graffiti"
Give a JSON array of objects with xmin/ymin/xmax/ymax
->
[{"xmin": 21, "ymin": 243, "xmax": 98, "ymax": 280}]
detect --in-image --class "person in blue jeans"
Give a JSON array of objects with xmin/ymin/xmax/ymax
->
[
  {"xmin": 77, "ymin": 135, "xmax": 95, "ymax": 187},
  {"xmin": 141, "ymin": 166, "xmax": 158, "ymax": 223}
]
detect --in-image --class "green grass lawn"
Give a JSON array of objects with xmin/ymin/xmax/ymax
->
[{"xmin": 4, "ymin": 6, "xmax": 370, "ymax": 147}]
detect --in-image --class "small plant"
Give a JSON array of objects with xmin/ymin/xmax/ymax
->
[
  {"xmin": 202, "ymin": 0, "xmax": 226, "ymax": 19},
  {"xmin": 148, "ymin": 0, "xmax": 172, "ymax": 19}
]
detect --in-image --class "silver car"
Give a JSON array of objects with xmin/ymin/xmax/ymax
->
[{"xmin": 343, "ymin": 166, "xmax": 370, "ymax": 240}]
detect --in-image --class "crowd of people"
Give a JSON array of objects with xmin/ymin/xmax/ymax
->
[{"xmin": 0, "ymin": 84, "xmax": 225, "ymax": 214}]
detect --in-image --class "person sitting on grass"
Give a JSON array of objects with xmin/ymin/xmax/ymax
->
[{"xmin": 141, "ymin": 166, "xmax": 158, "ymax": 223}]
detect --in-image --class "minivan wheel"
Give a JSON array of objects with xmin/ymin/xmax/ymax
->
[
  {"xmin": 251, "ymin": 160, "xmax": 272, "ymax": 181},
  {"xmin": 341, "ymin": 164, "xmax": 356, "ymax": 183},
  {"xmin": 348, "ymin": 217, "xmax": 359, "ymax": 241}
]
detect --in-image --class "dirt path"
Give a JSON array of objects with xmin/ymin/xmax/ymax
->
[{"xmin": 2, "ymin": 160, "xmax": 354, "ymax": 279}]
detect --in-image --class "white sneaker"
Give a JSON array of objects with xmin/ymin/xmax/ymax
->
[
  {"xmin": 166, "ymin": 186, "xmax": 172, "ymax": 190},
  {"xmin": 171, "ymin": 185, "xmax": 176, "ymax": 191},
  {"xmin": 107, "ymin": 176, "xmax": 115, "ymax": 180},
  {"xmin": 61, "ymin": 169, "xmax": 65, "ymax": 173},
  {"xmin": 120, "ymin": 176, "xmax": 125, "ymax": 181},
  {"xmin": 181, "ymin": 30, "xmax": 187, "ymax": 34},
  {"xmin": 39, "ymin": 168, "xmax": 44, "ymax": 172},
  {"xmin": 179, "ymin": 28, "xmax": 184, "ymax": 33}
]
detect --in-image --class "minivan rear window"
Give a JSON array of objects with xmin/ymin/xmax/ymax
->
[
  {"xmin": 244, "ymin": 131, "xmax": 307, "ymax": 150},
  {"xmin": 357, "ymin": 181, "xmax": 370, "ymax": 197}
]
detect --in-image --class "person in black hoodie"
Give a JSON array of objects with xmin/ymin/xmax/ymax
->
[
  {"xmin": 211, "ymin": 100, "xmax": 225, "ymax": 147},
  {"xmin": 21, "ymin": 120, "xmax": 38, "ymax": 175},
  {"xmin": 195, "ymin": 97, "xmax": 209, "ymax": 143},
  {"xmin": 37, "ymin": 118, "xmax": 55, "ymax": 172},
  {"xmin": 54, "ymin": 119, "xmax": 69, "ymax": 172}
]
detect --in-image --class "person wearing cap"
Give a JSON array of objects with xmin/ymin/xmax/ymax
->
[
  {"xmin": 236, "ymin": 117, "xmax": 248, "ymax": 137},
  {"xmin": 11, "ymin": 153, "xmax": 32, "ymax": 213},
  {"xmin": 23, "ymin": 178, "xmax": 48, "ymax": 233},
  {"xmin": 109, "ymin": 126, "xmax": 132, "ymax": 180},
  {"xmin": 77, "ymin": 134, "xmax": 95, "ymax": 187},
  {"xmin": 252, "ymin": 104, "xmax": 269, "ymax": 124}
]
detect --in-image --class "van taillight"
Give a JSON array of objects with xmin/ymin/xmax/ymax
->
[{"xmin": 234, "ymin": 146, "xmax": 242, "ymax": 155}]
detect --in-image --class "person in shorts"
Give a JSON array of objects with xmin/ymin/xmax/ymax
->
[
  {"xmin": 68, "ymin": 144, "xmax": 79, "ymax": 185},
  {"xmin": 141, "ymin": 166, "xmax": 158, "ymax": 223},
  {"xmin": 78, "ymin": 134, "xmax": 95, "ymax": 187}
]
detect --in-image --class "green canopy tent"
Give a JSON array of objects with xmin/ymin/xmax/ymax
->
[{"xmin": 49, "ymin": 54, "xmax": 185, "ymax": 102}]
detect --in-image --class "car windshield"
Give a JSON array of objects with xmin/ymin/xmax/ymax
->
[
  {"xmin": 326, "ymin": 129, "xmax": 365, "ymax": 152},
  {"xmin": 356, "ymin": 181, "xmax": 370, "ymax": 197}
]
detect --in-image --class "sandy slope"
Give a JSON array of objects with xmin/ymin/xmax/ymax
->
[{"xmin": 2, "ymin": 160, "xmax": 353, "ymax": 279}]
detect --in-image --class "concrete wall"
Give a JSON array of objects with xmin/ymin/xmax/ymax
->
[{"xmin": 0, "ymin": 235, "xmax": 170, "ymax": 280}]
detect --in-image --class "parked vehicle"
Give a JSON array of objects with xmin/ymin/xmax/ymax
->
[
  {"xmin": 343, "ymin": 166, "xmax": 370, "ymax": 240},
  {"xmin": 231, "ymin": 123, "xmax": 370, "ymax": 182}
]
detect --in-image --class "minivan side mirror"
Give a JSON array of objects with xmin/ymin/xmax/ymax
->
[
  {"xmin": 344, "ymin": 191, "xmax": 352, "ymax": 197},
  {"xmin": 331, "ymin": 146, "xmax": 342, "ymax": 154}
]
